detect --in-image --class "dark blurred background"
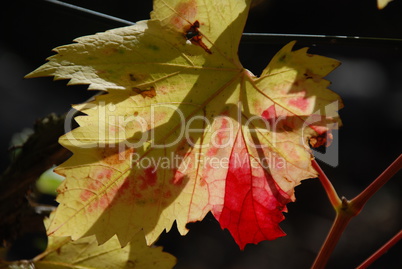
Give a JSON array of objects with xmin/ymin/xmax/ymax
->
[{"xmin": 0, "ymin": 0, "xmax": 401, "ymax": 268}]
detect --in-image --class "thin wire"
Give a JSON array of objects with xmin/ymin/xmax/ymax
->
[
  {"xmin": 241, "ymin": 33, "xmax": 402, "ymax": 47},
  {"xmin": 43, "ymin": 0, "xmax": 402, "ymax": 47},
  {"xmin": 43, "ymin": 0, "xmax": 136, "ymax": 26}
]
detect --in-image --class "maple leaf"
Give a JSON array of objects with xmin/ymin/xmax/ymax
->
[{"xmin": 26, "ymin": 0, "xmax": 342, "ymax": 249}]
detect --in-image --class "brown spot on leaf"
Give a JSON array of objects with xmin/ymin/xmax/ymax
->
[
  {"xmin": 309, "ymin": 131, "xmax": 332, "ymax": 148},
  {"xmin": 142, "ymin": 87, "xmax": 157, "ymax": 98},
  {"xmin": 132, "ymin": 87, "xmax": 157, "ymax": 98},
  {"xmin": 279, "ymin": 54, "xmax": 287, "ymax": 62},
  {"xmin": 304, "ymin": 69, "xmax": 321, "ymax": 82}
]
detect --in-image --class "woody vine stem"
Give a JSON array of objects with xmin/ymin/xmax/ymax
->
[{"xmin": 311, "ymin": 154, "xmax": 402, "ymax": 269}]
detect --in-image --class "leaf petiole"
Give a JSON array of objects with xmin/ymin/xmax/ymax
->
[{"xmin": 312, "ymin": 159, "xmax": 341, "ymax": 209}]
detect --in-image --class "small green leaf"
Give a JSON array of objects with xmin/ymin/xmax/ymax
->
[{"xmin": 36, "ymin": 167, "xmax": 65, "ymax": 196}]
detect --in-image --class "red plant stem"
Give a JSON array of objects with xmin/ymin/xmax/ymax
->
[
  {"xmin": 312, "ymin": 159, "xmax": 341, "ymax": 208},
  {"xmin": 311, "ymin": 206, "xmax": 351, "ymax": 269},
  {"xmin": 351, "ymin": 154, "xmax": 402, "ymax": 213},
  {"xmin": 312, "ymin": 155, "xmax": 402, "ymax": 269},
  {"xmin": 356, "ymin": 230, "xmax": 402, "ymax": 269}
]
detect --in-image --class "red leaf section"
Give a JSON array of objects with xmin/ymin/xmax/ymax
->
[{"xmin": 213, "ymin": 129, "xmax": 291, "ymax": 250}]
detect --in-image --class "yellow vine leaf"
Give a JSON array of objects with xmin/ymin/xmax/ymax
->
[
  {"xmin": 27, "ymin": 0, "xmax": 343, "ymax": 249},
  {"xmin": 377, "ymin": 0, "xmax": 393, "ymax": 9},
  {"xmin": 31, "ymin": 233, "xmax": 175, "ymax": 269},
  {"xmin": 0, "ymin": 217, "xmax": 175, "ymax": 269}
]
